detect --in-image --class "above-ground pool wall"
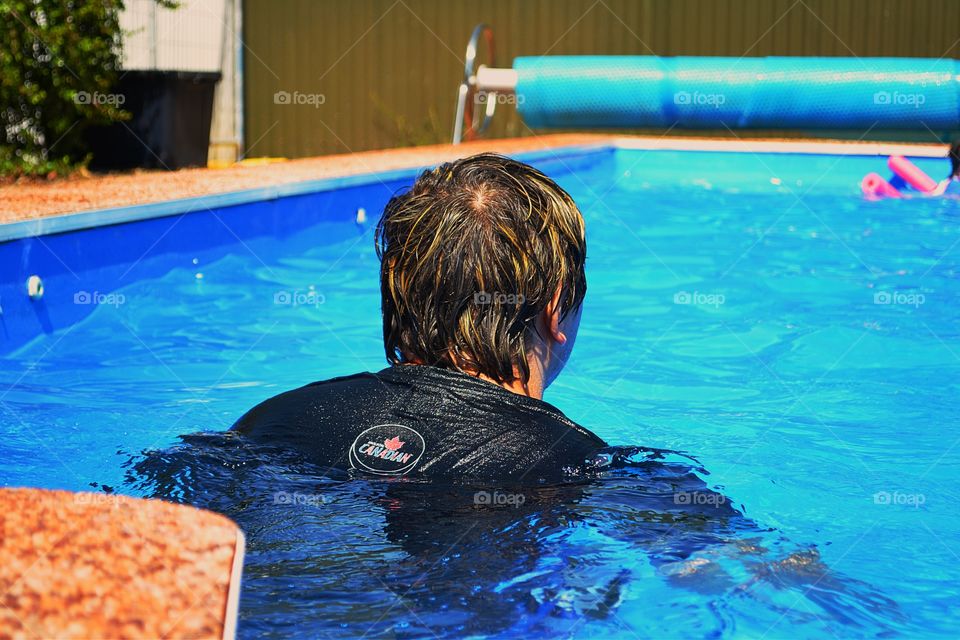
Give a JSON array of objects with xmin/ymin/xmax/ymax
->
[
  {"xmin": 0, "ymin": 145, "xmax": 614, "ymax": 355},
  {"xmin": 0, "ymin": 174, "xmax": 413, "ymax": 355}
]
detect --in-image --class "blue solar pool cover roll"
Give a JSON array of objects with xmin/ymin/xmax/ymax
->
[{"xmin": 514, "ymin": 56, "xmax": 960, "ymax": 129}]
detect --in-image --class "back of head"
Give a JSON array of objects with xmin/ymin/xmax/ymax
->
[{"xmin": 376, "ymin": 153, "xmax": 587, "ymax": 384}]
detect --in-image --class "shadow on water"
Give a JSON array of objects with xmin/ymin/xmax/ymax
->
[{"xmin": 122, "ymin": 433, "xmax": 903, "ymax": 638}]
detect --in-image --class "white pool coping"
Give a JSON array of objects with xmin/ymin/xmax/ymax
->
[{"xmin": 613, "ymin": 136, "xmax": 948, "ymax": 157}]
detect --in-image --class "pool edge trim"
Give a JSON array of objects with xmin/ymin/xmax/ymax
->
[{"xmin": 612, "ymin": 136, "xmax": 947, "ymax": 157}]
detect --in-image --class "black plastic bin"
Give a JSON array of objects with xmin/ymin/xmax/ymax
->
[{"xmin": 87, "ymin": 70, "xmax": 221, "ymax": 171}]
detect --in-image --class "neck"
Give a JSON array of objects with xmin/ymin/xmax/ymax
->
[
  {"xmin": 402, "ymin": 354, "xmax": 547, "ymax": 400},
  {"xmin": 479, "ymin": 373, "xmax": 544, "ymax": 400},
  {"xmin": 478, "ymin": 354, "xmax": 546, "ymax": 400}
]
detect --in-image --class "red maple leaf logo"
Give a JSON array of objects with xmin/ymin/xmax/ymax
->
[{"xmin": 383, "ymin": 436, "xmax": 404, "ymax": 451}]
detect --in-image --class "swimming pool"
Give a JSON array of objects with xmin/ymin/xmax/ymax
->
[{"xmin": 2, "ymin": 143, "xmax": 958, "ymax": 638}]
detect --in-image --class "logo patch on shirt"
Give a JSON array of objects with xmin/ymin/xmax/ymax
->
[{"xmin": 349, "ymin": 424, "xmax": 425, "ymax": 476}]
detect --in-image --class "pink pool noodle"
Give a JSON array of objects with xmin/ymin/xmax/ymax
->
[
  {"xmin": 861, "ymin": 172, "xmax": 902, "ymax": 199},
  {"xmin": 888, "ymin": 155, "xmax": 937, "ymax": 193}
]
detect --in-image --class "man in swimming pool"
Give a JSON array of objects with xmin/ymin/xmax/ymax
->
[{"xmin": 233, "ymin": 153, "xmax": 607, "ymax": 481}]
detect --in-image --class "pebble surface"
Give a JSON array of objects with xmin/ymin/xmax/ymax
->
[{"xmin": 0, "ymin": 488, "xmax": 242, "ymax": 640}]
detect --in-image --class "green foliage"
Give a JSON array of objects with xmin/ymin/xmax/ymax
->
[{"xmin": 0, "ymin": 0, "xmax": 128, "ymax": 177}]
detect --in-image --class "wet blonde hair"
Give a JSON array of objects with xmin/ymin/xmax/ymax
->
[{"xmin": 375, "ymin": 153, "xmax": 587, "ymax": 384}]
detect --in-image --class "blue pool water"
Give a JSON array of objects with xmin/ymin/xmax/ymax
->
[{"xmin": 2, "ymin": 147, "xmax": 959, "ymax": 638}]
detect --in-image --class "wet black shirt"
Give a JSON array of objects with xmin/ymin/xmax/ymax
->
[{"xmin": 232, "ymin": 365, "xmax": 607, "ymax": 482}]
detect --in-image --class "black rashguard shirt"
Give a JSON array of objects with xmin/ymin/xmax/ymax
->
[{"xmin": 232, "ymin": 365, "xmax": 608, "ymax": 483}]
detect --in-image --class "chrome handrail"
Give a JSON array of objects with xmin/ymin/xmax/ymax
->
[{"xmin": 452, "ymin": 24, "xmax": 496, "ymax": 144}]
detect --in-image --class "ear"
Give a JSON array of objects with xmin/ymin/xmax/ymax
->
[{"xmin": 543, "ymin": 286, "xmax": 567, "ymax": 345}]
